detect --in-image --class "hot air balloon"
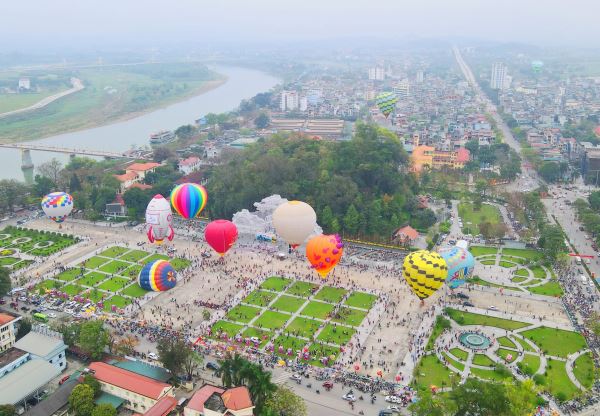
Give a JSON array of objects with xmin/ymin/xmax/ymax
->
[
  {"xmin": 272, "ymin": 201, "xmax": 317, "ymax": 249},
  {"xmin": 138, "ymin": 260, "xmax": 177, "ymax": 291},
  {"xmin": 531, "ymin": 60, "xmax": 544, "ymax": 73},
  {"xmin": 306, "ymin": 234, "xmax": 344, "ymax": 278},
  {"xmin": 145, "ymin": 194, "xmax": 174, "ymax": 245},
  {"xmin": 376, "ymin": 92, "xmax": 398, "ymax": 118},
  {"xmin": 402, "ymin": 250, "xmax": 447, "ymax": 300},
  {"xmin": 204, "ymin": 219, "xmax": 238, "ymax": 256},
  {"xmin": 41, "ymin": 192, "xmax": 74, "ymax": 224},
  {"xmin": 170, "ymin": 183, "xmax": 207, "ymax": 219},
  {"xmin": 438, "ymin": 246, "xmax": 475, "ymax": 289}
]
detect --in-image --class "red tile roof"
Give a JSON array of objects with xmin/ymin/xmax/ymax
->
[
  {"xmin": 129, "ymin": 183, "xmax": 153, "ymax": 190},
  {"xmin": 143, "ymin": 396, "xmax": 178, "ymax": 416},
  {"xmin": 186, "ymin": 385, "xmax": 224, "ymax": 412},
  {"xmin": 456, "ymin": 147, "xmax": 470, "ymax": 163},
  {"xmin": 0, "ymin": 313, "xmax": 17, "ymax": 326},
  {"xmin": 179, "ymin": 156, "xmax": 200, "ymax": 166},
  {"xmin": 221, "ymin": 386, "xmax": 253, "ymax": 411},
  {"xmin": 127, "ymin": 162, "xmax": 160, "ymax": 172},
  {"xmin": 114, "ymin": 171, "xmax": 139, "ymax": 182},
  {"xmin": 88, "ymin": 362, "xmax": 171, "ymax": 400},
  {"xmin": 395, "ymin": 225, "xmax": 418, "ymax": 240}
]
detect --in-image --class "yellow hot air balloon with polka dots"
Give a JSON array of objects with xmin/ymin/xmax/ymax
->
[{"xmin": 402, "ymin": 250, "xmax": 447, "ymax": 300}]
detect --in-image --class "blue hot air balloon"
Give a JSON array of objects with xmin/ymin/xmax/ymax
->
[{"xmin": 439, "ymin": 246, "xmax": 475, "ymax": 289}]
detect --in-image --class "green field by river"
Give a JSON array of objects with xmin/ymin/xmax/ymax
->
[{"xmin": 0, "ymin": 63, "xmax": 223, "ymax": 142}]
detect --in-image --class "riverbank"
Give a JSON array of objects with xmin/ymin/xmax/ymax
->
[{"xmin": 0, "ymin": 63, "xmax": 227, "ymax": 143}]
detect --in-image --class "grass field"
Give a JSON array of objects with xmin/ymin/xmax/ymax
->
[
  {"xmin": 308, "ymin": 343, "xmax": 340, "ymax": 367},
  {"xmin": 497, "ymin": 336, "xmax": 517, "ymax": 349},
  {"xmin": 446, "ymin": 308, "xmax": 530, "ymax": 330},
  {"xmin": 314, "ymin": 286, "xmax": 347, "ymax": 303},
  {"xmin": 472, "ymin": 354, "xmax": 495, "ymax": 367},
  {"xmin": 344, "ymin": 292, "xmax": 378, "ymax": 309},
  {"xmin": 499, "ymin": 261, "xmax": 515, "ymax": 268},
  {"xmin": 273, "ymin": 335, "xmax": 307, "ymax": 356},
  {"xmin": 226, "ymin": 305, "xmax": 261, "ymax": 323},
  {"xmin": 270, "ymin": 295, "xmax": 306, "ymax": 313},
  {"xmin": 545, "ymin": 358, "xmax": 580, "ymax": 400},
  {"xmin": 520, "ymin": 327, "xmax": 587, "ymax": 358},
  {"xmin": 82, "ymin": 256, "xmax": 109, "ymax": 269},
  {"xmin": 426, "ymin": 317, "xmax": 451, "ymax": 351},
  {"xmin": 449, "ymin": 347, "xmax": 468, "ymax": 361},
  {"xmin": 0, "ymin": 88, "xmax": 66, "ymax": 113},
  {"xmin": 479, "ymin": 259, "xmax": 496, "ymax": 265},
  {"xmin": 97, "ymin": 277, "xmax": 129, "ymax": 292},
  {"xmin": 528, "ymin": 281, "xmax": 564, "ymax": 297},
  {"xmin": 121, "ymin": 284, "xmax": 148, "ymax": 298},
  {"xmin": 414, "ymin": 355, "xmax": 454, "ymax": 389},
  {"xmin": 241, "ymin": 327, "xmax": 270, "ymax": 347},
  {"xmin": 515, "ymin": 269, "xmax": 529, "ymax": 277},
  {"xmin": 78, "ymin": 272, "xmax": 107, "ymax": 287},
  {"xmin": 470, "ymin": 367, "xmax": 512, "ymax": 382},
  {"xmin": 211, "ymin": 320, "xmax": 244, "ymax": 338},
  {"xmin": 332, "ymin": 307, "xmax": 368, "ymax": 327},
  {"xmin": 260, "ymin": 276, "xmax": 292, "ymax": 291},
  {"xmin": 99, "ymin": 246, "xmax": 130, "ymax": 258},
  {"xmin": 519, "ymin": 354, "xmax": 541, "ymax": 374},
  {"xmin": 496, "ymin": 348, "xmax": 517, "ymax": 363},
  {"xmin": 514, "ymin": 336, "xmax": 537, "ymax": 352},
  {"xmin": 300, "ymin": 301, "xmax": 335, "ymax": 319},
  {"xmin": 102, "ymin": 295, "xmax": 131, "ymax": 311},
  {"xmin": 458, "ymin": 202, "xmax": 501, "ymax": 234},
  {"xmin": 286, "ymin": 281, "xmax": 319, "ymax": 297},
  {"xmin": 244, "ymin": 290, "xmax": 277, "ymax": 307},
  {"xmin": 55, "ymin": 269, "xmax": 82, "ymax": 282},
  {"xmin": 254, "ymin": 311, "xmax": 290, "ymax": 330},
  {"xmin": 317, "ymin": 324, "xmax": 356, "ymax": 345},
  {"xmin": 511, "ymin": 276, "xmax": 527, "ymax": 283},
  {"xmin": 530, "ymin": 265, "xmax": 547, "ymax": 279},
  {"xmin": 99, "ymin": 260, "xmax": 132, "ymax": 274},
  {"xmin": 470, "ymin": 246, "xmax": 498, "ymax": 257},
  {"xmin": 442, "ymin": 352, "xmax": 465, "ymax": 372},
  {"xmin": 286, "ymin": 317, "xmax": 322, "ymax": 339},
  {"xmin": 502, "ymin": 248, "xmax": 543, "ymax": 261},
  {"xmin": 572, "ymin": 352, "xmax": 596, "ymax": 388}
]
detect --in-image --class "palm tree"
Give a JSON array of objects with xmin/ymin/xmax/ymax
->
[{"xmin": 246, "ymin": 365, "xmax": 276, "ymax": 414}]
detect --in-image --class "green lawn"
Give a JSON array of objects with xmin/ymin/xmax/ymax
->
[
  {"xmin": 0, "ymin": 89, "xmax": 63, "ymax": 113},
  {"xmin": 143, "ymin": 254, "xmax": 170, "ymax": 263},
  {"xmin": 314, "ymin": 286, "xmax": 347, "ymax": 303},
  {"xmin": 286, "ymin": 281, "xmax": 319, "ymax": 297},
  {"xmin": 496, "ymin": 348, "xmax": 517, "ymax": 363},
  {"xmin": 225, "ymin": 304, "xmax": 261, "ymax": 323},
  {"xmin": 426, "ymin": 316, "xmax": 451, "ymax": 351},
  {"xmin": 511, "ymin": 276, "xmax": 527, "ymax": 283},
  {"xmin": 300, "ymin": 301, "xmax": 335, "ymax": 320},
  {"xmin": 545, "ymin": 358, "xmax": 581, "ymax": 400},
  {"xmin": 55, "ymin": 269, "xmax": 82, "ymax": 282},
  {"xmin": 270, "ymin": 295, "xmax": 306, "ymax": 313},
  {"xmin": 414, "ymin": 354, "xmax": 454, "ymax": 390},
  {"xmin": 515, "ymin": 269, "xmax": 530, "ymax": 277},
  {"xmin": 520, "ymin": 327, "xmax": 587, "ymax": 358},
  {"xmin": 469, "ymin": 277, "xmax": 522, "ymax": 291},
  {"xmin": 470, "ymin": 246, "xmax": 498, "ymax": 257},
  {"xmin": 502, "ymin": 248, "xmax": 543, "ymax": 261},
  {"xmin": 98, "ymin": 260, "xmax": 131, "ymax": 274},
  {"xmin": 120, "ymin": 249, "xmax": 150, "ymax": 262},
  {"xmin": 36, "ymin": 279, "xmax": 61, "ymax": 291},
  {"xmin": 331, "ymin": 307, "xmax": 368, "ymax": 327},
  {"xmin": 479, "ymin": 259, "xmax": 496, "ymax": 265},
  {"xmin": 122, "ymin": 264, "xmax": 142, "ymax": 279},
  {"xmin": 317, "ymin": 324, "xmax": 355, "ymax": 345},
  {"xmin": 501, "ymin": 256, "xmax": 526, "ymax": 265},
  {"xmin": 446, "ymin": 308, "xmax": 530, "ymax": 330},
  {"xmin": 78, "ymin": 272, "xmax": 108, "ymax": 287},
  {"xmin": 530, "ymin": 265, "xmax": 548, "ymax": 279},
  {"xmin": 497, "ymin": 336, "xmax": 517, "ymax": 349},
  {"xmin": 241, "ymin": 327, "xmax": 270, "ymax": 347},
  {"xmin": 260, "ymin": 276, "xmax": 291, "ymax": 292},
  {"xmin": 518, "ymin": 354, "xmax": 541, "ymax": 375},
  {"xmin": 470, "ymin": 367, "xmax": 512, "ymax": 382},
  {"xmin": 98, "ymin": 246, "xmax": 130, "ymax": 258},
  {"xmin": 97, "ymin": 277, "xmax": 130, "ymax": 292},
  {"xmin": 121, "ymin": 284, "xmax": 148, "ymax": 298},
  {"xmin": 211, "ymin": 320, "xmax": 244, "ymax": 338},
  {"xmin": 472, "ymin": 354, "xmax": 495, "ymax": 367},
  {"xmin": 499, "ymin": 261, "xmax": 516, "ymax": 268},
  {"xmin": 528, "ymin": 281, "xmax": 564, "ymax": 297},
  {"xmin": 572, "ymin": 352, "xmax": 596, "ymax": 389},
  {"xmin": 62, "ymin": 284, "xmax": 85, "ymax": 295},
  {"xmin": 170, "ymin": 258, "xmax": 191, "ymax": 271},
  {"xmin": 308, "ymin": 343, "xmax": 339, "ymax": 367},
  {"xmin": 244, "ymin": 290, "xmax": 277, "ymax": 307},
  {"xmin": 449, "ymin": 348, "xmax": 469, "ymax": 361},
  {"xmin": 344, "ymin": 292, "xmax": 378, "ymax": 309},
  {"xmin": 442, "ymin": 352, "xmax": 465, "ymax": 372},
  {"xmin": 253, "ymin": 311, "xmax": 290, "ymax": 330},
  {"xmin": 514, "ymin": 336, "xmax": 537, "ymax": 353},
  {"xmin": 458, "ymin": 202, "xmax": 501, "ymax": 234},
  {"xmin": 285, "ymin": 317, "xmax": 323, "ymax": 339},
  {"xmin": 84, "ymin": 289, "xmax": 106, "ymax": 303},
  {"xmin": 81, "ymin": 256, "xmax": 109, "ymax": 269},
  {"xmin": 272, "ymin": 335, "xmax": 307, "ymax": 355}
]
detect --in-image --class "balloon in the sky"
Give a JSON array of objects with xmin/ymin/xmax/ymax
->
[
  {"xmin": 376, "ymin": 92, "xmax": 398, "ymax": 118},
  {"xmin": 272, "ymin": 201, "xmax": 317, "ymax": 249},
  {"xmin": 531, "ymin": 60, "xmax": 544, "ymax": 73},
  {"xmin": 204, "ymin": 219, "xmax": 238, "ymax": 256},
  {"xmin": 138, "ymin": 260, "xmax": 177, "ymax": 292},
  {"xmin": 145, "ymin": 194, "xmax": 174, "ymax": 245},
  {"xmin": 306, "ymin": 234, "xmax": 344, "ymax": 278},
  {"xmin": 170, "ymin": 183, "xmax": 207, "ymax": 219},
  {"xmin": 402, "ymin": 250, "xmax": 447, "ymax": 300},
  {"xmin": 41, "ymin": 192, "xmax": 74, "ymax": 223},
  {"xmin": 438, "ymin": 246, "xmax": 475, "ymax": 289}
]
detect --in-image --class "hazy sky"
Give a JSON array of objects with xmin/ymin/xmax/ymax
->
[{"xmin": 2, "ymin": 0, "xmax": 599, "ymax": 51}]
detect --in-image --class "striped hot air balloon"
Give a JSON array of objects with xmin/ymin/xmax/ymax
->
[
  {"xmin": 170, "ymin": 183, "xmax": 208, "ymax": 219},
  {"xmin": 138, "ymin": 260, "xmax": 177, "ymax": 292},
  {"xmin": 376, "ymin": 92, "xmax": 398, "ymax": 118},
  {"xmin": 402, "ymin": 250, "xmax": 447, "ymax": 300}
]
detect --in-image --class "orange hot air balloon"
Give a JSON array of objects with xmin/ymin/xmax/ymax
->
[{"xmin": 306, "ymin": 234, "xmax": 344, "ymax": 278}]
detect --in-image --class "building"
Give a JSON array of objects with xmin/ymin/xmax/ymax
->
[
  {"xmin": 270, "ymin": 118, "xmax": 346, "ymax": 140},
  {"xmin": 280, "ymin": 91, "xmax": 299, "ymax": 111},
  {"xmin": 368, "ymin": 67, "xmax": 385, "ymax": 81},
  {"xmin": 0, "ymin": 359, "xmax": 60, "ymax": 407},
  {"xmin": 394, "ymin": 79, "xmax": 410, "ymax": 99},
  {"xmin": 87, "ymin": 361, "xmax": 175, "ymax": 414},
  {"xmin": 0, "ymin": 312, "xmax": 20, "ymax": 353},
  {"xmin": 184, "ymin": 384, "xmax": 254, "ymax": 416},
  {"xmin": 416, "ymin": 70, "xmax": 424, "ymax": 84},
  {"xmin": 178, "ymin": 156, "xmax": 202, "ymax": 175},
  {"xmin": 491, "ymin": 62, "xmax": 507, "ymax": 90},
  {"xmin": 0, "ymin": 348, "xmax": 28, "ymax": 378},
  {"xmin": 18, "ymin": 78, "xmax": 31, "ymax": 90},
  {"xmin": 105, "ymin": 194, "xmax": 127, "ymax": 218},
  {"xmin": 14, "ymin": 329, "xmax": 67, "ymax": 371},
  {"xmin": 393, "ymin": 225, "xmax": 419, "ymax": 246},
  {"xmin": 114, "ymin": 162, "xmax": 161, "ymax": 192},
  {"xmin": 299, "ymin": 96, "xmax": 308, "ymax": 112},
  {"xmin": 410, "ymin": 145, "xmax": 470, "ymax": 172}
]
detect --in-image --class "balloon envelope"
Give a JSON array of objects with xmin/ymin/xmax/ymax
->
[
  {"xmin": 145, "ymin": 194, "xmax": 174, "ymax": 244},
  {"xmin": 41, "ymin": 192, "xmax": 74, "ymax": 223},
  {"xmin": 170, "ymin": 183, "xmax": 207, "ymax": 219},
  {"xmin": 306, "ymin": 234, "xmax": 344, "ymax": 278},
  {"xmin": 439, "ymin": 246, "xmax": 474, "ymax": 289},
  {"xmin": 272, "ymin": 201, "xmax": 317, "ymax": 248},
  {"xmin": 376, "ymin": 92, "xmax": 398, "ymax": 118},
  {"xmin": 204, "ymin": 219, "xmax": 238, "ymax": 256},
  {"xmin": 138, "ymin": 260, "xmax": 177, "ymax": 291},
  {"xmin": 402, "ymin": 250, "xmax": 447, "ymax": 300}
]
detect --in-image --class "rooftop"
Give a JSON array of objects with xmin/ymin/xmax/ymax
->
[
  {"xmin": 0, "ymin": 359, "xmax": 61, "ymax": 405},
  {"xmin": 88, "ymin": 362, "xmax": 171, "ymax": 400},
  {"xmin": 0, "ymin": 347, "xmax": 28, "ymax": 368},
  {"xmin": 108, "ymin": 359, "xmax": 171, "ymax": 382},
  {"xmin": 186, "ymin": 384, "xmax": 252, "ymax": 413},
  {"xmin": 186, "ymin": 385, "xmax": 224, "ymax": 412},
  {"xmin": 221, "ymin": 386, "xmax": 253, "ymax": 411},
  {"xmin": 127, "ymin": 162, "xmax": 161, "ymax": 172},
  {"xmin": 0, "ymin": 312, "xmax": 19, "ymax": 326},
  {"xmin": 24, "ymin": 379, "xmax": 79, "ymax": 416},
  {"xmin": 143, "ymin": 395, "xmax": 178, "ymax": 416},
  {"xmin": 14, "ymin": 331, "xmax": 66, "ymax": 358}
]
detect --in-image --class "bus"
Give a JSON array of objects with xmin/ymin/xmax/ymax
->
[{"xmin": 32, "ymin": 313, "xmax": 48, "ymax": 323}]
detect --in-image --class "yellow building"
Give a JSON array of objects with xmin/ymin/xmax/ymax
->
[
  {"xmin": 410, "ymin": 145, "xmax": 470, "ymax": 172},
  {"xmin": 0, "ymin": 312, "xmax": 20, "ymax": 353}
]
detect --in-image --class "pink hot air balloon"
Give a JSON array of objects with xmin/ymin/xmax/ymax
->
[{"xmin": 204, "ymin": 220, "xmax": 238, "ymax": 256}]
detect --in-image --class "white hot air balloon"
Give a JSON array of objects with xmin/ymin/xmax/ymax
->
[
  {"xmin": 145, "ymin": 194, "xmax": 174, "ymax": 245},
  {"xmin": 41, "ymin": 192, "xmax": 74, "ymax": 225},
  {"xmin": 272, "ymin": 200, "xmax": 317, "ymax": 249}
]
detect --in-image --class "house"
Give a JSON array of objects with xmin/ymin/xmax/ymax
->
[
  {"xmin": 143, "ymin": 396, "xmax": 178, "ymax": 416},
  {"xmin": 114, "ymin": 162, "xmax": 161, "ymax": 192},
  {"xmin": 393, "ymin": 225, "xmax": 419, "ymax": 246},
  {"xmin": 105, "ymin": 194, "xmax": 127, "ymax": 218},
  {"xmin": 0, "ymin": 359, "xmax": 60, "ymax": 406},
  {"xmin": 14, "ymin": 329, "xmax": 67, "ymax": 372},
  {"xmin": 0, "ymin": 311, "xmax": 21, "ymax": 353},
  {"xmin": 184, "ymin": 384, "xmax": 254, "ymax": 416},
  {"xmin": 87, "ymin": 361, "xmax": 175, "ymax": 414},
  {"xmin": 178, "ymin": 156, "xmax": 202, "ymax": 175}
]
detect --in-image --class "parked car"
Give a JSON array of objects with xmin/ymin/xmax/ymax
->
[
  {"xmin": 463, "ymin": 301, "xmax": 475, "ymax": 307},
  {"xmin": 456, "ymin": 293, "xmax": 469, "ymax": 300},
  {"xmin": 342, "ymin": 392, "xmax": 356, "ymax": 402},
  {"xmin": 58, "ymin": 375, "xmax": 71, "ymax": 385},
  {"xmin": 206, "ymin": 362, "xmax": 220, "ymax": 371},
  {"xmin": 147, "ymin": 352, "xmax": 158, "ymax": 360}
]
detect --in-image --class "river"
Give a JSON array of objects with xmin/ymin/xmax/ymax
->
[{"xmin": 0, "ymin": 66, "xmax": 280, "ymax": 181}]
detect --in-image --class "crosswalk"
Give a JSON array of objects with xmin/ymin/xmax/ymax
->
[{"xmin": 272, "ymin": 370, "xmax": 292, "ymax": 384}]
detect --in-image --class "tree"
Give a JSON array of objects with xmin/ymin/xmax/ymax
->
[
  {"xmin": 153, "ymin": 146, "xmax": 175, "ymax": 163},
  {"xmin": 254, "ymin": 113, "xmax": 270, "ymax": 129},
  {"xmin": 0, "ymin": 180, "xmax": 29, "ymax": 213},
  {"xmin": 70, "ymin": 173, "xmax": 82, "ymax": 192},
  {"xmin": 408, "ymin": 388, "xmax": 452, "ymax": 416},
  {"xmin": 586, "ymin": 311, "xmax": 600, "ymax": 337},
  {"xmin": 68, "ymin": 384, "xmax": 95, "ymax": 416},
  {"xmin": 115, "ymin": 334, "xmax": 139, "ymax": 356},
  {"xmin": 123, "ymin": 187, "xmax": 152, "ymax": 218},
  {"xmin": 0, "ymin": 405, "xmax": 16, "ymax": 416},
  {"xmin": 504, "ymin": 379, "xmax": 538, "ymax": 416},
  {"xmin": 475, "ymin": 179, "xmax": 487, "ymax": 196},
  {"xmin": 83, "ymin": 375, "xmax": 101, "ymax": 398},
  {"xmin": 91, "ymin": 404, "xmax": 116, "ymax": 416},
  {"xmin": 33, "ymin": 174, "xmax": 54, "ymax": 197},
  {"xmin": 343, "ymin": 204, "xmax": 360, "ymax": 236},
  {"xmin": 78, "ymin": 320, "xmax": 109, "ymax": 360},
  {"xmin": 264, "ymin": 385, "xmax": 307, "ymax": 416},
  {"xmin": 539, "ymin": 162, "xmax": 560, "ymax": 183},
  {"xmin": 16, "ymin": 318, "xmax": 31, "ymax": 340},
  {"xmin": 537, "ymin": 224, "xmax": 567, "ymax": 261},
  {"xmin": 175, "ymin": 124, "xmax": 196, "ymax": 140},
  {"xmin": 157, "ymin": 337, "xmax": 191, "ymax": 376},
  {"xmin": 449, "ymin": 378, "xmax": 510, "ymax": 416},
  {"xmin": 182, "ymin": 350, "xmax": 204, "ymax": 381},
  {"xmin": 0, "ymin": 267, "xmax": 10, "ymax": 297},
  {"xmin": 37, "ymin": 158, "xmax": 63, "ymax": 187},
  {"xmin": 589, "ymin": 191, "xmax": 600, "ymax": 212}
]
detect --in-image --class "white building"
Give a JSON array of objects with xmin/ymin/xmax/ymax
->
[
  {"xmin": 394, "ymin": 79, "xmax": 410, "ymax": 99},
  {"xmin": 18, "ymin": 78, "xmax": 31, "ymax": 90},
  {"xmin": 178, "ymin": 156, "xmax": 202, "ymax": 175},
  {"xmin": 299, "ymin": 96, "xmax": 308, "ymax": 112},
  {"xmin": 416, "ymin": 70, "xmax": 424, "ymax": 83},
  {"xmin": 280, "ymin": 91, "xmax": 299, "ymax": 111},
  {"xmin": 368, "ymin": 67, "xmax": 385, "ymax": 81},
  {"xmin": 491, "ymin": 62, "xmax": 507, "ymax": 90},
  {"xmin": 14, "ymin": 328, "xmax": 67, "ymax": 371},
  {"xmin": 0, "ymin": 312, "xmax": 20, "ymax": 353}
]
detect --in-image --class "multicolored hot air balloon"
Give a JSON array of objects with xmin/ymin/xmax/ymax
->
[
  {"xmin": 41, "ymin": 192, "xmax": 74, "ymax": 224},
  {"xmin": 145, "ymin": 194, "xmax": 174, "ymax": 245},
  {"xmin": 272, "ymin": 201, "xmax": 317, "ymax": 249},
  {"xmin": 204, "ymin": 219, "xmax": 238, "ymax": 256},
  {"xmin": 402, "ymin": 250, "xmax": 447, "ymax": 300},
  {"xmin": 531, "ymin": 60, "xmax": 544, "ymax": 73},
  {"xmin": 170, "ymin": 183, "xmax": 207, "ymax": 219},
  {"xmin": 376, "ymin": 92, "xmax": 398, "ymax": 118},
  {"xmin": 306, "ymin": 234, "xmax": 344, "ymax": 278},
  {"xmin": 439, "ymin": 246, "xmax": 475, "ymax": 289},
  {"xmin": 138, "ymin": 260, "xmax": 177, "ymax": 291}
]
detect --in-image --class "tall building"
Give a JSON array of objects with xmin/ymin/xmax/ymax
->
[
  {"xmin": 0, "ymin": 312, "xmax": 20, "ymax": 353},
  {"xmin": 280, "ymin": 91, "xmax": 299, "ymax": 111},
  {"xmin": 416, "ymin": 70, "xmax": 424, "ymax": 83},
  {"xmin": 18, "ymin": 78, "xmax": 30, "ymax": 90},
  {"xmin": 491, "ymin": 62, "xmax": 507, "ymax": 90},
  {"xmin": 394, "ymin": 79, "xmax": 410, "ymax": 99},
  {"xmin": 368, "ymin": 67, "xmax": 385, "ymax": 81},
  {"xmin": 299, "ymin": 96, "xmax": 308, "ymax": 112}
]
